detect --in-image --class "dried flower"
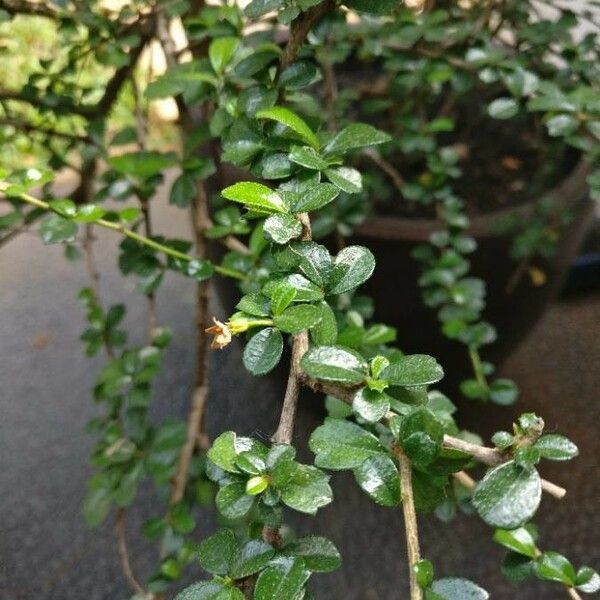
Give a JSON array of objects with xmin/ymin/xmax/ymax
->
[{"xmin": 205, "ymin": 318, "xmax": 232, "ymax": 349}]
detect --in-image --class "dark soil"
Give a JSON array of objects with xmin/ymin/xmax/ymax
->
[{"xmin": 366, "ymin": 108, "xmax": 577, "ymax": 220}]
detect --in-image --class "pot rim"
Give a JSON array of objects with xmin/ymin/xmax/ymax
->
[{"xmin": 354, "ymin": 159, "xmax": 591, "ymax": 242}]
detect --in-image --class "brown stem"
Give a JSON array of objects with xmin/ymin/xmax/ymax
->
[
  {"xmin": 115, "ymin": 508, "xmax": 147, "ymax": 597},
  {"xmin": 393, "ymin": 444, "xmax": 423, "ymax": 600},
  {"xmin": 567, "ymin": 587, "xmax": 583, "ymax": 600},
  {"xmin": 299, "ymin": 374, "xmax": 567, "ymax": 499},
  {"xmin": 277, "ymin": 0, "xmax": 336, "ymax": 78},
  {"xmin": 453, "ymin": 470, "xmax": 476, "ymax": 490},
  {"xmin": 169, "ymin": 182, "xmax": 212, "ymax": 507},
  {"xmin": 362, "ymin": 148, "xmax": 405, "ymax": 192}
]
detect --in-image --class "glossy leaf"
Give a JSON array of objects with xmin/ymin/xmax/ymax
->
[
  {"xmin": 381, "ymin": 355, "xmax": 444, "ymax": 387},
  {"xmin": 229, "ymin": 539, "xmax": 275, "ymax": 578},
  {"xmin": 216, "ymin": 482, "xmax": 255, "ymax": 520},
  {"xmin": 289, "ymin": 145, "xmax": 329, "ymax": 170},
  {"xmin": 40, "ymin": 214, "xmax": 77, "ymax": 244},
  {"xmin": 533, "ymin": 434, "xmax": 579, "ymax": 461},
  {"xmin": 324, "ymin": 123, "xmax": 390, "ymax": 155},
  {"xmin": 175, "ymin": 582, "xmax": 245, "ymax": 600},
  {"xmin": 274, "ymin": 304, "xmax": 322, "ymax": 334},
  {"xmin": 328, "ymin": 246, "xmax": 375, "ymax": 294},
  {"xmin": 283, "ymin": 536, "xmax": 342, "ymax": 573},
  {"xmin": 427, "ymin": 577, "xmax": 489, "ymax": 599},
  {"xmin": 256, "ymin": 106, "xmax": 319, "ymax": 149},
  {"xmin": 353, "ymin": 454, "xmax": 400, "ymax": 506},
  {"xmin": 209, "ymin": 37, "xmax": 239, "ymax": 74},
  {"xmin": 198, "ymin": 529, "xmax": 238, "ymax": 575},
  {"xmin": 472, "ymin": 461, "xmax": 541, "ymax": 529},
  {"xmin": 243, "ymin": 327, "xmax": 284, "ymax": 375},
  {"xmin": 352, "ymin": 388, "xmax": 390, "ymax": 423},
  {"xmin": 292, "ymin": 183, "xmax": 340, "ymax": 213},
  {"xmin": 493, "ymin": 527, "xmax": 538, "ymax": 559},
  {"xmin": 535, "ymin": 551, "xmax": 576, "ymax": 585},
  {"xmin": 325, "ymin": 166, "xmax": 363, "ymax": 193},
  {"xmin": 222, "ymin": 182, "xmax": 288, "ymax": 214},
  {"xmin": 309, "ymin": 418, "xmax": 386, "ymax": 470},
  {"xmin": 300, "ymin": 345, "xmax": 368, "ymax": 384},
  {"xmin": 264, "ymin": 213, "xmax": 302, "ymax": 244},
  {"xmin": 280, "ymin": 464, "xmax": 332, "ymax": 514},
  {"xmin": 254, "ymin": 557, "xmax": 310, "ymax": 600}
]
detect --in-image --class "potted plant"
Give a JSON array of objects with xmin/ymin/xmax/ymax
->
[{"xmin": 0, "ymin": 1, "xmax": 598, "ymax": 599}]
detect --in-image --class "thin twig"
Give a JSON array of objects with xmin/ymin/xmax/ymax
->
[
  {"xmin": 442, "ymin": 435, "xmax": 566, "ymax": 499},
  {"xmin": 0, "ymin": 185, "xmax": 244, "ymax": 280},
  {"xmin": 362, "ymin": 148, "xmax": 405, "ymax": 192},
  {"xmin": 115, "ymin": 508, "xmax": 147, "ymax": 597},
  {"xmin": 297, "ymin": 371, "xmax": 567, "ymax": 499},
  {"xmin": 393, "ymin": 444, "xmax": 423, "ymax": 600}
]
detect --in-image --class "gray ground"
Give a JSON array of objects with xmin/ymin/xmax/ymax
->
[{"xmin": 0, "ymin": 191, "xmax": 599, "ymax": 600}]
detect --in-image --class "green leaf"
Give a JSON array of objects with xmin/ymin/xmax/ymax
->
[
  {"xmin": 397, "ymin": 407, "xmax": 444, "ymax": 468},
  {"xmin": 300, "ymin": 345, "xmax": 368, "ymax": 384},
  {"xmin": 274, "ymin": 304, "xmax": 322, "ymax": 334},
  {"xmin": 309, "ymin": 418, "xmax": 385, "ymax": 470},
  {"xmin": 246, "ymin": 474, "xmax": 270, "ymax": 495},
  {"xmin": 493, "ymin": 527, "xmax": 538, "ymax": 559},
  {"xmin": 244, "ymin": 0, "xmax": 283, "ymax": 18},
  {"xmin": 292, "ymin": 183, "xmax": 340, "ymax": 213},
  {"xmin": 472, "ymin": 461, "xmax": 541, "ymax": 529},
  {"xmin": 415, "ymin": 559, "xmax": 435, "ymax": 589},
  {"xmin": 216, "ymin": 482, "xmax": 255, "ymax": 520},
  {"xmin": 487, "ymin": 98, "xmax": 519, "ymax": 119},
  {"xmin": 283, "ymin": 536, "xmax": 342, "ymax": 572},
  {"xmin": 546, "ymin": 114, "xmax": 579, "ymax": 137},
  {"xmin": 489, "ymin": 378, "xmax": 519, "ymax": 406},
  {"xmin": 289, "ymin": 241, "xmax": 332, "ymax": 286},
  {"xmin": 381, "ymin": 355, "xmax": 444, "ymax": 387},
  {"xmin": 280, "ymin": 60, "xmax": 319, "ymax": 89},
  {"xmin": 170, "ymin": 172, "xmax": 197, "ymax": 208},
  {"xmin": 533, "ymin": 434, "xmax": 579, "ymax": 461},
  {"xmin": 208, "ymin": 431, "xmax": 258, "ymax": 473},
  {"xmin": 109, "ymin": 151, "xmax": 177, "ymax": 179},
  {"xmin": 222, "ymin": 182, "xmax": 288, "ymax": 214},
  {"xmin": 264, "ymin": 274, "xmax": 324, "ymax": 302},
  {"xmin": 264, "ymin": 213, "xmax": 302, "ymax": 244},
  {"xmin": 343, "ymin": 0, "xmax": 398, "ymax": 15},
  {"xmin": 352, "ymin": 388, "xmax": 390, "ymax": 423},
  {"xmin": 198, "ymin": 529, "xmax": 239, "ymax": 575},
  {"xmin": 270, "ymin": 282, "xmax": 297, "ymax": 315},
  {"xmin": 353, "ymin": 454, "xmax": 400, "ymax": 506},
  {"xmin": 535, "ymin": 552, "xmax": 576, "ymax": 586},
  {"xmin": 325, "ymin": 166, "xmax": 363, "ymax": 193},
  {"xmin": 243, "ymin": 328, "xmax": 284, "ymax": 375},
  {"xmin": 256, "ymin": 106, "xmax": 320, "ymax": 149},
  {"xmin": 324, "ymin": 123, "xmax": 390, "ymax": 155},
  {"xmin": 280, "ymin": 464, "xmax": 333, "ymax": 514},
  {"xmin": 289, "ymin": 145, "xmax": 329, "ymax": 170},
  {"xmin": 40, "ymin": 214, "xmax": 77, "ymax": 244},
  {"xmin": 328, "ymin": 246, "xmax": 375, "ymax": 294},
  {"xmin": 427, "ymin": 578, "xmax": 489, "ymax": 600},
  {"xmin": 310, "ymin": 302, "xmax": 338, "ymax": 346},
  {"xmin": 229, "ymin": 539, "xmax": 275, "ymax": 578},
  {"xmin": 75, "ymin": 204, "xmax": 106, "ymax": 223},
  {"xmin": 175, "ymin": 582, "xmax": 244, "ymax": 600},
  {"xmin": 254, "ymin": 557, "xmax": 310, "ymax": 600},
  {"xmin": 576, "ymin": 567, "xmax": 600, "ymax": 593},
  {"xmin": 49, "ymin": 198, "xmax": 77, "ymax": 217},
  {"xmin": 171, "ymin": 503, "xmax": 195, "ymax": 533},
  {"xmin": 209, "ymin": 37, "xmax": 239, "ymax": 74},
  {"xmin": 501, "ymin": 552, "xmax": 535, "ymax": 583}
]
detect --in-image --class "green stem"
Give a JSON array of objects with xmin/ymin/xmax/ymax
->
[
  {"xmin": 468, "ymin": 345, "xmax": 489, "ymax": 391},
  {"xmin": 0, "ymin": 183, "xmax": 244, "ymax": 280}
]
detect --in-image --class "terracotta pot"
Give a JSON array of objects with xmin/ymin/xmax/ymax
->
[{"xmin": 349, "ymin": 160, "xmax": 594, "ymax": 385}]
